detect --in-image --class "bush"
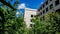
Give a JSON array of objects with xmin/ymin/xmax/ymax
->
[{"xmin": 31, "ymin": 11, "xmax": 60, "ymax": 34}]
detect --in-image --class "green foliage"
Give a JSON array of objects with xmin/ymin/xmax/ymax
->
[
  {"xmin": 4, "ymin": 17, "xmax": 27, "ymax": 34},
  {"xmin": 31, "ymin": 11, "xmax": 60, "ymax": 34},
  {"xmin": 0, "ymin": 0, "xmax": 27, "ymax": 34}
]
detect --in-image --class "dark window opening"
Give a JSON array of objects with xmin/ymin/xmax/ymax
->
[
  {"xmin": 56, "ymin": 9, "xmax": 60, "ymax": 13},
  {"xmin": 50, "ymin": 0, "xmax": 52, "ymax": 1},
  {"xmin": 40, "ymin": 7, "xmax": 42, "ymax": 10},
  {"xmin": 46, "ymin": 7, "xmax": 48, "ymax": 12},
  {"xmin": 46, "ymin": 1, "xmax": 48, "ymax": 5},
  {"xmin": 30, "ymin": 24, "xmax": 32, "ymax": 27},
  {"xmin": 31, "ymin": 19, "xmax": 32, "ymax": 22},
  {"xmin": 50, "ymin": 4, "xmax": 53, "ymax": 9},
  {"xmin": 40, "ymin": 12, "xmax": 42, "ymax": 15},
  {"xmin": 55, "ymin": 0, "xmax": 59, "ymax": 6},
  {"xmin": 31, "ymin": 15, "xmax": 33, "ymax": 17},
  {"xmin": 43, "ymin": 5, "xmax": 44, "ymax": 8},
  {"xmin": 43, "ymin": 10, "xmax": 45, "ymax": 14},
  {"xmin": 38, "ymin": 7, "xmax": 42, "ymax": 11}
]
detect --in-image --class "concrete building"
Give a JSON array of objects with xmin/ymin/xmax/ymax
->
[
  {"xmin": 37, "ymin": 0, "xmax": 60, "ymax": 20},
  {"xmin": 24, "ymin": 8, "xmax": 37, "ymax": 28}
]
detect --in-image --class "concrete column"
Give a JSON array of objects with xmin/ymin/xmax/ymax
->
[
  {"xmin": 53, "ymin": 0, "xmax": 55, "ymax": 8},
  {"xmin": 48, "ymin": 0, "xmax": 49, "ymax": 4},
  {"xmin": 44, "ymin": 8, "xmax": 46, "ymax": 14}
]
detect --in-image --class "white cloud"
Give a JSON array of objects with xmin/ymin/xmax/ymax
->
[
  {"xmin": 41, "ymin": 2, "xmax": 43, "ymax": 4},
  {"xmin": 17, "ymin": 3, "xmax": 25, "ymax": 10}
]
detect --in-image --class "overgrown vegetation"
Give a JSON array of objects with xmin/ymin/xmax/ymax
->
[
  {"xmin": 0, "ymin": 0, "xmax": 27, "ymax": 34},
  {"xmin": 0, "ymin": 0, "xmax": 60, "ymax": 34},
  {"xmin": 31, "ymin": 11, "xmax": 60, "ymax": 34}
]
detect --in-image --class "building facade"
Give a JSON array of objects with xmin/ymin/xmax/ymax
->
[
  {"xmin": 24, "ymin": 8, "xmax": 37, "ymax": 28},
  {"xmin": 37, "ymin": 0, "xmax": 60, "ymax": 20}
]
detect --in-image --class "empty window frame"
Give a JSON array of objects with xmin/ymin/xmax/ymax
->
[
  {"xmin": 50, "ymin": 4, "xmax": 53, "ymax": 9},
  {"xmin": 43, "ymin": 4, "xmax": 45, "ymax": 8},
  {"xmin": 55, "ymin": 0, "xmax": 59, "ymax": 6},
  {"xmin": 31, "ymin": 15, "xmax": 33, "ymax": 17},
  {"xmin": 30, "ymin": 24, "xmax": 32, "ymax": 27},
  {"xmin": 46, "ymin": 7, "xmax": 48, "ymax": 12},
  {"xmin": 40, "ymin": 12, "xmax": 42, "ymax": 15},
  {"xmin": 40, "ymin": 7, "xmax": 42, "ymax": 10},
  {"xmin": 43, "ymin": 10, "xmax": 45, "ymax": 14},
  {"xmin": 30, "ymin": 19, "xmax": 32, "ymax": 22},
  {"xmin": 46, "ymin": 1, "xmax": 48, "ymax": 5},
  {"xmin": 50, "ymin": 0, "xmax": 52, "ymax": 1}
]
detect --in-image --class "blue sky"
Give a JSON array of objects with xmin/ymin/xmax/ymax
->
[
  {"xmin": 20, "ymin": 0, "xmax": 45, "ymax": 9},
  {"xmin": 6, "ymin": 0, "xmax": 45, "ymax": 10},
  {"xmin": 6, "ymin": 0, "xmax": 45, "ymax": 16},
  {"xmin": 18, "ymin": 0, "xmax": 45, "ymax": 15},
  {"xmin": 6, "ymin": 0, "xmax": 45, "ymax": 9}
]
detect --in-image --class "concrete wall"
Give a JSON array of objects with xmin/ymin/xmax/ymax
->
[
  {"xmin": 37, "ymin": 0, "xmax": 60, "ymax": 17},
  {"xmin": 24, "ymin": 8, "xmax": 37, "ymax": 28}
]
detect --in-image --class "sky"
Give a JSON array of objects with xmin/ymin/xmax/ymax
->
[
  {"xmin": 6, "ymin": 0, "xmax": 45, "ymax": 16},
  {"xmin": 19, "ymin": 0, "xmax": 45, "ymax": 9},
  {"xmin": 6, "ymin": 0, "xmax": 45, "ymax": 9},
  {"xmin": 17, "ymin": 0, "xmax": 45, "ymax": 15}
]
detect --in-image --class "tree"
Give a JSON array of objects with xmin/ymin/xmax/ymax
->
[
  {"xmin": 0, "ymin": 0, "xmax": 27, "ymax": 34},
  {"xmin": 31, "ymin": 11, "xmax": 60, "ymax": 34}
]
